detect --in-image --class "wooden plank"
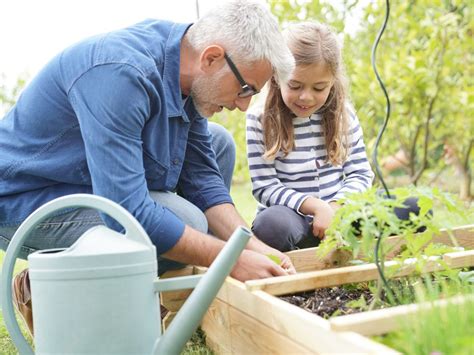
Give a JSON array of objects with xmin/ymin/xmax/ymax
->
[
  {"xmin": 384, "ymin": 224, "xmax": 474, "ymax": 254},
  {"xmin": 203, "ymin": 290, "xmax": 398, "ymax": 354},
  {"xmin": 337, "ymin": 331, "xmax": 400, "ymax": 354},
  {"xmin": 201, "ymin": 298, "xmax": 233, "ymax": 354},
  {"xmin": 159, "ymin": 266, "xmax": 196, "ymax": 311},
  {"xmin": 159, "ymin": 266, "xmax": 196, "ymax": 279},
  {"xmin": 284, "ymin": 224, "xmax": 473, "ymax": 272},
  {"xmin": 286, "ymin": 247, "xmax": 352, "ymax": 272},
  {"xmin": 443, "ymin": 249, "xmax": 474, "ymax": 267},
  {"xmin": 161, "ymin": 311, "xmax": 176, "ymax": 331},
  {"xmin": 222, "ymin": 300, "xmax": 314, "ymax": 354},
  {"xmin": 160, "ymin": 226, "xmax": 473, "ymax": 312},
  {"xmin": 249, "ymin": 291, "xmax": 399, "ymax": 353},
  {"xmin": 245, "ymin": 252, "xmax": 473, "ymax": 295},
  {"xmin": 204, "ymin": 277, "xmax": 396, "ymax": 353},
  {"xmin": 199, "ymin": 226, "xmax": 472, "ymax": 354},
  {"xmin": 160, "ymin": 288, "xmax": 193, "ymax": 312},
  {"xmin": 203, "ymin": 277, "xmax": 337, "ymax": 353},
  {"xmin": 435, "ymin": 224, "xmax": 474, "ymax": 248},
  {"xmin": 329, "ymin": 295, "xmax": 473, "ymax": 336}
]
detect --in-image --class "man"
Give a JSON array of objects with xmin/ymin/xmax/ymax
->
[{"xmin": 0, "ymin": 0, "xmax": 296, "ymax": 335}]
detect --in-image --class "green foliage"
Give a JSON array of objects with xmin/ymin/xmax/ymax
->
[
  {"xmin": 377, "ymin": 292, "xmax": 474, "ymax": 354},
  {"xmin": 316, "ymin": 186, "xmax": 472, "ymax": 263},
  {"xmin": 269, "ymin": 0, "xmax": 348, "ymax": 31},
  {"xmin": 210, "ymin": 109, "xmax": 249, "ymax": 184},
  {"xmin": 266, "ymin": 254, "xmax": 282, "ymax": 265},
  {"xmin": 345, "ymin": 294, "xmax": 369, "ymax": 310},
  {"xmin": 344, "ymin": 1, "xmax": 473, "ymax": 187},
  {"xmin": 0, "ymin": 74, "xmax": 26, "ymax": 117},
  {"xmin": 316, "ymin": 185, "xmax": 472, "ymax": 309}
]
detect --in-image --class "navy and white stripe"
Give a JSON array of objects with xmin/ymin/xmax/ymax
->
[{"xmin": 246, "ymin": 105, "xmax": 374, "ymax": 215}]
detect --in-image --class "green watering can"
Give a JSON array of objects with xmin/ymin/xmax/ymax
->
[{"xmin": 1, "ymin": 194, "xmax": 251, "ymax": 354}]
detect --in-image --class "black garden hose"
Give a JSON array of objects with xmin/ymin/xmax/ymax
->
[{"xmin": 370, "ymin": 0, "xmax": 398, "ymax": 304}]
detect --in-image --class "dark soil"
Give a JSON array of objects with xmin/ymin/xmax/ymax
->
[
  {"xmin": 280, "ymin": 286, "xmax": 377, "ymax": 319},
  {"xmin": 280, "ymin": 275, "xmax": 458, "ymax": 319}
]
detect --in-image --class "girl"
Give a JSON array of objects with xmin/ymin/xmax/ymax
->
[{"xmin": 246, "ymin": 21, "xmax": 374, "ymax": 251}]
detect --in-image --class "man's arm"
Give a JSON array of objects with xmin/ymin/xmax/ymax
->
[{"xmin": 163, "ymin": 223, "xmax": 295, "ymax": 281}]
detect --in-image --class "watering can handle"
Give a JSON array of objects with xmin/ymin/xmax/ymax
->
[{"xmin": 1, "ymin": 193, "xmax": 152, "ymax": 355}]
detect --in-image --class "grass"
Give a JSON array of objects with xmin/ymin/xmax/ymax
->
[
  {"xmin": 0, "ymin": 255, "xmax": 30, "ymax": 354},
  {"xmin": 0, "ymin": 182, "xmax": 256, "ymax": 354},
  {"xmin": 230, "ymin": 181, "xmax": 257, "ymax": 226},
  {"xmin": 374, "ymin": 293, "xmax": 474, "ymax": 354}
]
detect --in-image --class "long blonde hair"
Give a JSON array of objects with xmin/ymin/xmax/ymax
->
[{"xmin": 262, "ymin": 22, "xmax": 349, "ymax": 165}]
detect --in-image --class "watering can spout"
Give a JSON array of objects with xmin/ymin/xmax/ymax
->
[{"xmin": 154, "ymin": 226, "xmax": 251, "ymax": 354}]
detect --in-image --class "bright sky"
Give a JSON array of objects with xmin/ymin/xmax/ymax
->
[
  {"xmin": 0, "ymin": 0, "xmax": 366, "ymax": 88},
  {"xmin": 0, "ymin": 0, "xmax": 219, "ymax": 85}
]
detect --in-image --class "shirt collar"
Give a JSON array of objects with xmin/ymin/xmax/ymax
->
[{"xmin": 162, "ymin": 22, "xmax": 194, "ymax": 118}]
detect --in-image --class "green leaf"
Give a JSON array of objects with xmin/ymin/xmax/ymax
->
[{"xmin": 266, "ymin": 254, "xmax": 281, "ymax": 265}]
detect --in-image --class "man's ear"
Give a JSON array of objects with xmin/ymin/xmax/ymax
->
[{"xmin": 199, "ymin": 45, "xmax": 225, "ymax": 73}]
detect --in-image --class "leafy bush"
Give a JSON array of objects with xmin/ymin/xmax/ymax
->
[{"xmin": 317, "ymin": 186, "xmax": 472, "ymax": 262}]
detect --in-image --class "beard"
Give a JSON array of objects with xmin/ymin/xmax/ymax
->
[{"xmin": 190, "ymin": 69, "xmax": 226, "ymax": 117}]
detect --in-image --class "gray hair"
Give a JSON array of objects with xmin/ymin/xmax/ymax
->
[{"xmin": 186, "ymin": 0, "xmax": 294, "ymax": 83}]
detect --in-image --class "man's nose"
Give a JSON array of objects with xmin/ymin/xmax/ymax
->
[{"xmin": 235, "ymin": 96, "xmax": 252, "ymax": 112}]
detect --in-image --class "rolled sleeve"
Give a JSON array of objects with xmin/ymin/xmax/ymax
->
[{"xmin": 148, "ymin": 208, "xmax": 185, "ymax": 254}]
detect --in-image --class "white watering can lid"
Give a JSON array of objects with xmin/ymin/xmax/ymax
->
[{"xmin": 29, "ymin": 225, "xmax": 157, "ymax": 281}]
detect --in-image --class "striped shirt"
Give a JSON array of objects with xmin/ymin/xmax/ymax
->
[{"xmin": 246, "ymin": 105, "xmax": 374, "ymax": 215}]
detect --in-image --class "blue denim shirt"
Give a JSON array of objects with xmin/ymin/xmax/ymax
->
[{"xmin": 0, "ymin": 20, "xmax": 232, "ymax": 254}]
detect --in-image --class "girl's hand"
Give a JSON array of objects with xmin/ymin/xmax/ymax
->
[
  {"xmin": 311, "ymin": 199, "xmax": 335, "ymax": 239},
  {"xmin": 329, "ymin": 201, "xmax": 341, "ymax": 211}
]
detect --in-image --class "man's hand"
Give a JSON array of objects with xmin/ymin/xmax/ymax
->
[
  {"xmin": 230, "ymin": 249, "xmax": 292, "ymax": 281},
  {"xmin": 204, "ymin": 203, "xmax": 297, "ymax": 277},
  {"xmin": 245, "ymin": 235, "xmax": 297, "ymax": 275}
]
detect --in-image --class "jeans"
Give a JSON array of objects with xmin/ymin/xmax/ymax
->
[
  {"xmin": 0, "ymin": 122, "xmax": 236, "ymax": 275},
  {"xmin": 252, "ymin": 205, "xmax": 320, "ymax": 252}
]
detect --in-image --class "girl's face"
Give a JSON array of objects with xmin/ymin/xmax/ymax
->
[{"xmin": 281, "ymin": 62, "xmax": 334, "ymax": 118}]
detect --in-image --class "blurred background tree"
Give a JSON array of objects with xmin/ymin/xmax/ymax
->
[
  {"xmin": 0, "ymin": 74, "xmax": 26, "ymax": 117},
  {"xmin": 342, "ymin": 0, "xmax": 473, "ymax": 200},
  {"xmin": 215, "ymin": 0, "xmax": 473, "ymax": 200},
  {"xmin": 2, "ymin": 0, "xmax": 472, "ymax": 200}
]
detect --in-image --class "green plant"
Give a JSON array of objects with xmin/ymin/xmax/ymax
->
[
  {"xmin": 375, "ymin": 284, "xmax": 474, "ymax": 354},
  {"xmin": 317, "ymin": 186, "xmax": 471, "ymax": 262},
  {"xmin": 317, "ymin": 186, "xmax": 472, "ymax": 305}
]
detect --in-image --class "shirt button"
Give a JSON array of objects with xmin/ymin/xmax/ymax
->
[{"xmin": 173, "ymin": 159, "xmax": 180, "ymax": 165}]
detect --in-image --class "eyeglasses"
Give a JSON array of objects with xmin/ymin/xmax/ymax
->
[{"xmin": 224, "ymin": 53, "xmax": 260, "ymax": 98}]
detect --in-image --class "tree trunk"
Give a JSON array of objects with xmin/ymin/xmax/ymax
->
[{"xmin": 444, "ymin": 142, "xmax": 472, "ymax": 201}]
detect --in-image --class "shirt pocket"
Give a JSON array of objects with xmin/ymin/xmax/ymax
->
[{"xmin": 142, "ymin": 150, "xmax": 169, "ymax": 186}]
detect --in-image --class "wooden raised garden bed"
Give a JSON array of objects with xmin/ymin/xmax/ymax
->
[{"xmin": 160, "ymin": 224, "xmax": 473, "ymax": 354}]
